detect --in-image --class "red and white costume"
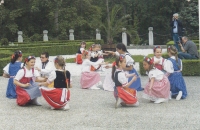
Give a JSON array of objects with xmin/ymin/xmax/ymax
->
[{"xmin": 40, "ymin": 70, "xmax": 70, "ymax": 109}]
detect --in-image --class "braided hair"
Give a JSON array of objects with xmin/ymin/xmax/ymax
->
[{"xmin": 168, "ymin": 45, "xmax": 180, "ymax": 69}]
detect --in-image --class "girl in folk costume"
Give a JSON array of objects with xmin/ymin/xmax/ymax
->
[
  {"xmin": 112, "ymin": 55, "xmax": 139, "ymax": 108},
  {"xmin": 39, "ymin": 56, "xmax": 71, "ymax": 110},
  {"xmin": 105, "ymin": 43, "xmax": 143, "ymax": 91},
  {"xmin": 14, "ymin": 56, "xmax": 46, "ymax": 106},
  {"xmin": 3, "ymin": 50, "xmax": 23, "ymax": 99},
  {"xmin": 90, "ymin": 44, "xmax": 101, "ymax": 71},
  {"xmin": 142, "ymin": 57, "xmax": 170, "ymax": 104},
  {"xmin": 75, "ymin": 41, "xmax": 86, "ymax": 64},
  {"xmin": 164, "ymin": 46, "xmax": 187, "ymax": 100},
  {"xmin": 80, "ymin": 50, "xmax": 105, "ymax": 89},
  {"xmin": 152, "ymin": 46, "xmax": 166, "ymax": 71},
  {"xmin": 96, "ymin": 44, "xmax": 108, "ymax": 71}
]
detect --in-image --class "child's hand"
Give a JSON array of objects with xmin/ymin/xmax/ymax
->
[
  {"xmin": 132, "ymin": 75, "xmax": 137, "ymax": 81},
  {"xmin": 35, "ymin": 67, "xmax": 41, "ymax": 71},
  {"xmin": 23, "ymin": 83, "xmax": 31, "ymax": 87}
]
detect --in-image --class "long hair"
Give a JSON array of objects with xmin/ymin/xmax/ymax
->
[
  {"xmin": 54, "ymin": 56, "xmax": 68, "ymax": 88},
  {"xmin": 11, "ymin": 50, "xmax": 22, "ymax": 64},
  {"xmin": 168, "ymin": 45, "xmax": 180, "ymax": 69},
  {"xmin": 111, "ymin": 55, "xmax": 126, "ymax": 82}
]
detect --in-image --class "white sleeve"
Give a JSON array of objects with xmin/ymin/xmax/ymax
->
[
  {"xmin": 180, "ymin": 59, "xmax": 183, "ymax": 71},
  {"xmin": 148, "ymin": 70, "xmax": 156, "ymax": 79},
  {"xmin": 91, "ymin": 52, "xmax": 95, "ymax": 58},
  {"xmin": 115, "ymin": 51, "xmax": 120, "ymax": 56},
  {"xmin": 80, "ymin": 48, "xmax": 85, "ymax": 53},
  {"xmin": 125, "ymin": 55, "xmax": 134, "ymax": 66},
  {"xmin": 3, "ymin": 63, "xmax": 10, "ymax": 74},
  {"xmin": 118, "ymin": 72, "xmax": 128, "ymax": 87},
  {"xmin": 34, "ymin": 69, "xmax": 40, "ymax": 77},
  {"xmin": 47, "ymin": 71, "xmax": 56, "ymax": 82},
  {"xmin": 85, "ymin": 60, "xmax": 100, "ymax": 66},
  {"xmin": 163, "ymin": 60, "xmax": 174, "ymax": 73},
  {"xmin": 14, "ymin": 69, "xmax": 24, "ymax": 81}
]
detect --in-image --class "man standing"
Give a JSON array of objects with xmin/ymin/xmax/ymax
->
[
  {"xmin": 170, "ymin": 13, "xmax": 183, "ymax": 52},
  {"xmin": 178, "ymin": 36, "xmax": 199, "ymax": 59},
  {"xmin": 35, "ymin": 52, "xmax": 55, "ymax": 84}
]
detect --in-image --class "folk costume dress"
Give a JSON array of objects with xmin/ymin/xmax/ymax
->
[
  {"xmin": 14, "ymin": 67, "xmax": 41, "ymax": 106},
  {"xmin": 80, "ymin": 59, "xmax": 101, "ymax": 89},
  {"xmin": 143, "ymin": 68, "xmax": 170, "ymax": 101},
  {"xmin": 114, "ymin": 69, "xmax": 138, "ymax": 105},
  {"xmin": 165, "ymin": 56, "xmax": 187, "ymax": 99},
  {"xmin": 115, "ymin": 52, "xmax": 143, "ymax": 91},
  {"xmin": 3, "ymin": 62, "xmax": 22, "ymax": 98},
  {"xmin": 75, "ymin": 48, "xmax": 85, "ymax": 64},
  {"xmin": 90, "ymin": 51, "xmax": 100, "ymax": 71},
  {"xmin": 40, "ymin": 70, "xmax": 70, "ymax": 109},
  {"xmin": 152, "ymin": 56, "xmax": 166, "ymax": 71}
]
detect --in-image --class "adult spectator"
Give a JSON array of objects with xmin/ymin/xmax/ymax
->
[
  {"xmin": 178, "ymin": 36, "xmax": 199, "ymax": 59},
  {"xmin": 170, "ymin": 13, "xmax": 183, "ymax": 52},
  {"xmin": 35, "ymin": 52, "xmax": 55, "ymax": 84}
]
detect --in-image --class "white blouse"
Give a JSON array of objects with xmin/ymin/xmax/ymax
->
[
  {"xmin": 3, "ymin": 62, "xmax": 23, "ymax": 74},
  {"xmin": 115, "ymin": 52, "xmax": 134, "ymax": 66},
  {"xmin": 147, "ymin": 68, "xmax": 164, "ymax": 81},
  {"xmin": 153, "ymin": 56, "xmax": 166, "ymax": 66},
  {"xmin": 14, "ymin": 67, "xmax": 40, "ymax": 81},
  {"xmin": 163, "ymin": 56, "xmax": 182, "ymax": 73},
  {"xmin": 90, "ymin": 51, "xmax": 98, "ymax": 58},
  {"xmin": 116, "ymin": 70, "xmax": 128, "ymax": 87},
  {"xmin": 81, "ymin": 59, "xmax": 100, "ymax": 72}
]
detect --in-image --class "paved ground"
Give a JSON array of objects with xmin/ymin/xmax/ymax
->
[
  {"xmin": 1, "ymin": 68, "xmax": 200, "ymax": 129},
  {"xmin": 1, "ymin": 50, "xmax": 200, "ymax": 130}
]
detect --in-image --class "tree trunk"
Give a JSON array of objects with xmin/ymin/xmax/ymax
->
[{"xmin": 106, "ymin": 0, "xmax": 111, "ymax": 44}]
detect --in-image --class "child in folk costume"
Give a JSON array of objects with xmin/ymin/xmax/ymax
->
[
  {"xmin": 164, "ymin": 46, "xmax": 187, "ymax": 100},
  {"xmin": 14, "ymin": 56, "xmax": 46, "ymax": 106},
  {"xmin": 142, "ymin": 57, "xmax": 170, "ymax": 104},
  {"xmin": 80, "ymin": 50, "xmax": 105, "ymax": 89},
  {"xmin": 112, "ymin": 55, "xmax": 139, "ymax": 108},
  {"xmin": 152, "ymin": 46, "xmax": 166, "ymax": 71},
  {"xmin": 96, "ymin": 44, "xmax": 108, "ymax": 71},
  {"xmin": 105, "ymin": 43, "xmax": 143, "ymax": 91},
  {"xmin": 75, "ymin": 41, "xmax": 86, "ymax": 64},
  {"xmin": 90, "ymin": 44, "xmax": 101, "ymax": 71},
  {"xmin": 39, "ymin": 56, "xmax": 70, "ymax": 110},
  {"xmin": 3, "ymin": 50, "xmax": 23, "ymax": 99}
]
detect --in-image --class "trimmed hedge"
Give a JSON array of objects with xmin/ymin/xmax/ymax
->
[{"xmin": 139, "ymin": 53, "xmax": 200, "ymax": 76}]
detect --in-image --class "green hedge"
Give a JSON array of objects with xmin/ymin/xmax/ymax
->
[
  {"xmin": 139, "ymin": 54, "xmax": 200, "ymax": 76},
  {"xmin": 0, "ymin": 41, "xmax": 95, "ymax": 75},
  {"xmin": 166, "ymin": 40, "xmax": 199, "ymax": 49}
]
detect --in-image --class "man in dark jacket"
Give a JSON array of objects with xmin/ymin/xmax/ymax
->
[{"xmin": 170, "ymin": 13, "xmax": 183, "ymax": 52}]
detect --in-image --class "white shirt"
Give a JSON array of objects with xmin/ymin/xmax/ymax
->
[
  {"xmin": 90, "ymin": 51, "xmax": 98, "ymax": 58},
  {"xmin": 3, "ymin": 62, "xmax": 23, "ymax": 74},
  {"xmin": 164, "ymin": 56, "xmax": 182, "ymax": 73},
  {"xmin": 81, "ymin": 59, "xmax": 100, "ymax": 72},
  {"xmin": 35, "ymin": 60, "xmax": 55, "ymax": 78},
  {"xmin": 115, "ymin": 52, "xmax": 134, "ymax": 66},
  {"xmin": 116, "ymin": 70, "xmax": 128, "ymax": 87},
  {"xmin": 153, "ymin": 56, "xmax": 166, "ymax": 66},
  {"xmin": 14, "ymin": 67, "xmax": 40, "ymax": 81},
  {"xmin": 147, "ymin": 68, "xmax": 164, "ymax": 81}
]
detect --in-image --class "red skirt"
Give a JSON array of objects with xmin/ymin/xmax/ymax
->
[
  {"xmin": 16, "ymin": 86, "xmax": 30, "ymax": 106},
  {"xmin": 40, "ymin": 88, "xmax": 70, "ymax": 109},
  {"xmin": 114, "ymin": 87, "xmax": 137, "ymax": 104},
  {"xmin": 75, "ymin": 54, "xmax": 82, "ymax": 64},
  {"xmin": 80, "ymin": 72, "xmax": 101, "ymax": 89}
]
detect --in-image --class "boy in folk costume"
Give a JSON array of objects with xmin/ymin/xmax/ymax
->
[
  {"xmin": 112, "ymin": 55, "xmax": 139, "ymax": 108},
  {"xmin": 3, "ymin": 50, "xmax": 23, "ymax": 99},
  {"xmin": 14, "ymin": 56, "xmax": 46, "ymax": 106},
  {"xmin": 39, "ymin": 56, "xmax": 71, "ymax": 110}
]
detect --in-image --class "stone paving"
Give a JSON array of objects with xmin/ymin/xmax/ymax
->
[{"xmin": 1, "ymin": 49, "xmax": 200, "ymax": 130}]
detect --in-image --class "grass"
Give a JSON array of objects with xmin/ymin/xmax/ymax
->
[{"xmin": 65, "ymin": 55, "xmax": 144, "ymax": 63}]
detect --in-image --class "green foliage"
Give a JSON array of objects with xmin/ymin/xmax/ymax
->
[{"xmin": 1, "ymin": 38, "xmax": 9, "ymax": 46}]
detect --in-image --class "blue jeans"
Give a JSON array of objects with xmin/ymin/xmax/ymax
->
[
  {"xmin": 178, "ymin": 52, "xmax": 198, "ymax": 59},
  {"xmin": 173, "ymin": 33, "xmax": 181, "ymax": 52}
]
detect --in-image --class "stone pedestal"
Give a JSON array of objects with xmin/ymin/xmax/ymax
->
[
  {"xmin": 69, "ymin": 29, "xmax": 74, "ymax": 40},
  {"xmin": 96, "ymin": 29, "xmax": 101, "ymax": 40},
  {"xmin": 122, "ymin": 28, "xmax": 127, "ymax": 46},
  {"xmin": 148, "ymin": 27, "xmax": 154, "ymax": 46},
  {"xmin": 18, "ymin": 31, "xmax": 23, "ymax": 43},
  {"xmin": 43, "ymin": 30, "xmax": 48, "ymax": 41}
]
